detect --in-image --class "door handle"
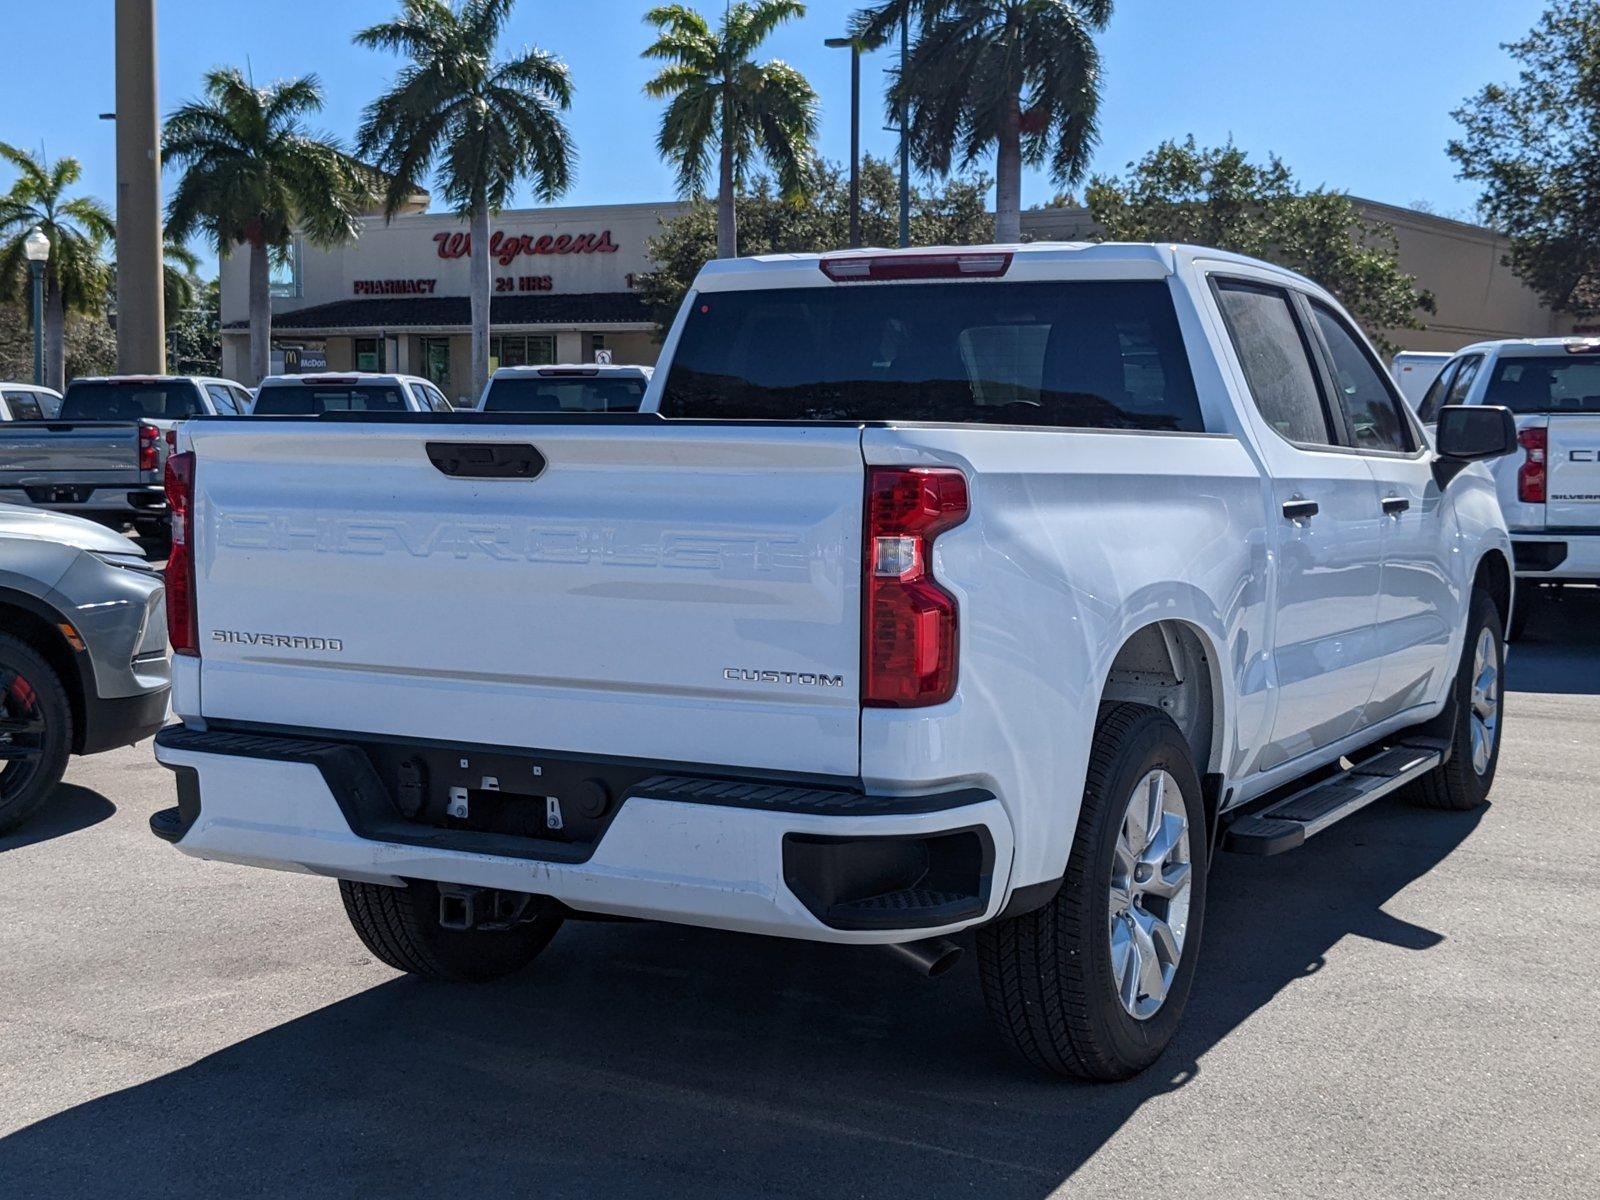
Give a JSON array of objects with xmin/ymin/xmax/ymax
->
[
  {"xmin": 425, "ymin": 441, "xmax": 546, "ymax": 480},
  {"xmin": 1281, "ymin": 498, "xmax": 1320, "ymax": 522},
  {"xmin": 1381, "ymin": 496, "xmax": 1411, "ymax": 516}
]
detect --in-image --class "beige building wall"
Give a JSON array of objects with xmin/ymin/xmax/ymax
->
[{"xmin": 1360, "ymin": 200, "xmax": 1561, "ymax": 352}]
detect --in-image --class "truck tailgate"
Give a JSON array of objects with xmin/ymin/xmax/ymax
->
[
  {"xmin": 1546, "ymin": 415, "xmax": 1600, "ymax": 527},
  {"xmin": 187, "ymin": 421, "xmax": 865, "ymax": 776},
  {"xmin": 0, "ymin": 423, "xmax": 139, "ymax": 479}
]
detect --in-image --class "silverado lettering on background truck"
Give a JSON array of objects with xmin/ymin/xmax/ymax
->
[{"xmin": 153, "ymin": 242, "xmax": 1516, "ymax": 1084}]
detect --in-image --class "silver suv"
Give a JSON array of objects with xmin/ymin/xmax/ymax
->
[{"xmin": 0, "ymin": 504, "xmax": 170, "ymax": 833}]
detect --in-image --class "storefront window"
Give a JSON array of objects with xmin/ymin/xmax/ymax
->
[
  {"xmin": 490, "ymin": 334, "xmax": 556, "ymax": 371},
  {"xmin": 354, "ymin": 337, "xmax": 383, "ymax": 372},
  {"xmin": 421, "ymin": 337, "xmax": 452, "ymax": 393}
]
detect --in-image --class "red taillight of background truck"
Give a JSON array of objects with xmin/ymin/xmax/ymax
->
[
  {"xmin": 862, "ymin": 467, "xmax": 969, "ymax": 708},
  {"xmin": 1517, "ymin": 427, "xmax": 1548, "ymax": 504},
  {"xmin": 138, "ymin": 422, "xmax": 160, "ymax": 471}
]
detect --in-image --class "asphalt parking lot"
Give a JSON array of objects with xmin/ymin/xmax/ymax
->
[{"xmin": 2, "ymin": 595, "xmax": 1598, "ymax": 1199}]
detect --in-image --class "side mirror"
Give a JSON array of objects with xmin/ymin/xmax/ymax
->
[
  {"xmin": 1433, "ymin": 404, "xmax": 1517, "ymax": 487},
  {"xmin": 1436, "ymin": 404, "xmax": 1517, "ymax": 460}
]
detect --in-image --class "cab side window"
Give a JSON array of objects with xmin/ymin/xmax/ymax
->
[
  {"xmin": 1308, "ymin": 303, "xmax": 1413, "ymax": 453},
  {"xmin": 1417, "ymin": 361, "xmax": 1458, "ymax": 425},
  {"xmin": 206, "ymin": 384, "xmax": 239, "ymax": 415},
  {"xmin": 1443, "ymin": 354, "xmax": 1484, "ymax": 411},
  {"xmin": 1214, "ymin": 280, "xmax": 1336, "ymax": 446}
]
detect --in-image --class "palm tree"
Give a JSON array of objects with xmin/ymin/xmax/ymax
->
[
  {"xmin": 851, "ymin": 1, "xmax": 1113, "ymax": 243},
  {"xmin": 165, "ymin": 68, "xmax": 377, "ymax": 383},
  {"xmin": 0, "ymin": 146, "xmax": 113, "ymax": 391},
  {"xmin": 356, "ymin": 0, "xmax": 576, "ymax": 400},
  {"xmin": 162, "ymin": 239, "xmax": 203, "ymax": 318},
  {"xmin": 643, "ymin": 2, "xmax": 819, "ymax": 259}
]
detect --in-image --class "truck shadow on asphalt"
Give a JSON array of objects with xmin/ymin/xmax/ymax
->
[
  {"xmin": 0, "ymin": 786, "xmax": 114, "ymax": 854},
  {"xmin": 0, "ymin": 801, "xmax": 1482, "ymax": 1200},
  {"xmin": 1507, "ymin": 586, "xmax": 1600, "ymax": 695}
]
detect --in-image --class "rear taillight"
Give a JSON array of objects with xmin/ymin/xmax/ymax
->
[
  {"xmin": 1518, "ymin": 427, "xmax": 1547, "ymax": 504},
  {"xmin": 138, "ymin": 423, "xmax": 159, "ymax": 471},
  {"xmin": 863, "ymin": 467, "xmax": 969, "ymax": 707},
  {"xmin": 164, "ymin": 451, "xmax": 198, "ymax": 656}
]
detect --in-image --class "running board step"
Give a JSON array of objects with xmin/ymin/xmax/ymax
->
[{"xmin": 1221, "ymin": 741, "xmax": 1446, "ymax": 856}]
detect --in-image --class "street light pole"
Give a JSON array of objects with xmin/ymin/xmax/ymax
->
[
  {"xmin": 114, "ymin": 0, "xmax": 166, "ymax": 374},
  {"xmin": 23, "ymin": 227, "xmax": 50, "ymax": 388},
  {"xmin": 898, "ymin": 10, "xmax": 910, "ymax": 248},
  {"xmin": 824, "ymin": 37, "xmax": 861, "ymax": 248}
]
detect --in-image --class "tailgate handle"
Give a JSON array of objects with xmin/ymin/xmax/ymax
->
[{"xmin": 425, "ymin": 442, "xmax": 546, "ymax": 480}]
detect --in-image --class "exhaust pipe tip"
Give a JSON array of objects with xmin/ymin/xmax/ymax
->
[{"xmin": 884, "ymin": 937, "xmax": 963, "ymax": 978}]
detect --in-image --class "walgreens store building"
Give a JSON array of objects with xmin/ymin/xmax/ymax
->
[{"xmin": 219, "ymin": 200, "xmax": 687, "ymax": 402}]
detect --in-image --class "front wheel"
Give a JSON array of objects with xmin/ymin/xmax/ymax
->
[
  {"xmin": 1409, "ymin": 589, "xmax": 1504, "ymax": 811},
  {"xmin": 339, "ymin": 878, "xmax": 564, "ymax": 981},
  {"xmin": 976, "ymin": 703, "xmax": 1207, "ymax": 1080},
  {"xmin": 0, "ymin": 634, "xmax": 73, "ymax": 836}
]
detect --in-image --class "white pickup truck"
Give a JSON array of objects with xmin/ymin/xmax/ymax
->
[
  {"xmin": 151, "ymin": 243, "xmax": 1517, "ymax": 1080},
  {"xmin": 1418, "ymin": 337, "xmax": 1600, "ymax": 638}
]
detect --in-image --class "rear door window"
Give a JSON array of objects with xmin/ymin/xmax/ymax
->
[
  {"xmin": 1484, "ymin": 356, "xmax": 1600, "ymax": 412},
  {"xmin": 206, "ymin": 384, "xmax": 240, "ymax": 415},
  {"xmin": 251, "ymin": 384, "xmax": 412, "ymax": 415},
  {"xmin": 1213, "ymin": 280, "xmax": 1334, "ymax": 446},
  {"xmin": 60, "ymin": 381, "xmax": 204, "ymax": 420},
  {"xmin": 1307, "ymin": 302, "xmax": 1414, "ymax": 453},
  {"xmin": 2, "ymin": 391, "xmax": 44, "ymax": 420},
  {"xmin": 659, "ymin": 280, "xmax": 1204, "ymax": 431}
]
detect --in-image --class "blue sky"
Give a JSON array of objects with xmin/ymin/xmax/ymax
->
[{"xmin": 3, "ymin": 0, "xmax": 1550, "ymax": 269}]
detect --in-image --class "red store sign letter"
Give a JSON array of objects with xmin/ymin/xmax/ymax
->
[{"xmin": 434, "ymin": 229, "xmax": 618, "ymax": 263}]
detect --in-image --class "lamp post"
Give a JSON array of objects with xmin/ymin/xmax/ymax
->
[
  {"xmin": 23, "ymin": 227, "xmax": 50, "ymax": 388},
  {"xmin": 898, "ymin": 10, "xmax": 910, "ymax": 248},
  {"xmin": 824, "ymin": 37, "xmax": 861, "ymax": 249}
]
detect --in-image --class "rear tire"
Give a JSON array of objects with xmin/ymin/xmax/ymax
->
[
  {"xmin": 0, "ymin": 634, "xmax": 73, "ymax": 836},
  {"xmin": 976, "ymin": 703, "xmax": 1207, "ymax": 1080},
  {"xmin": 339, "ymin": 878, "xmax": 564, "ymax": 981},
  {"xmin": 1410, "ymin": 589, "xmax": 1503, "ymax": 811}
]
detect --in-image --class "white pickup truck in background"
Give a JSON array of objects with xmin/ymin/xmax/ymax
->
[
  {"xmin": 1419, "ymin": 337, "xmax": 1600, "ymax": 638},
  {"xmin": 151, "ymin": 242, "xmax": 1517, "ymax": 1080}
]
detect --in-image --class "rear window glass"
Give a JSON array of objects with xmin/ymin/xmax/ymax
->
[
  {"xmin": 60, "ymin": 381, "xmax": 202, "ymax": 421},
  {"xmin": 252, "ymin": 384, "xmax": 410, "ymax": 415},
  {"xmin": 1484, "ymin": 357, "xmax": 1600, "ymax": 413},
  {"xmin": 659, "ymin": 280, "xmax": 1204, "ymax": 431},
  {"xmin": 482, "ymin": 376, "xmax": 647, "ymax": 413}
]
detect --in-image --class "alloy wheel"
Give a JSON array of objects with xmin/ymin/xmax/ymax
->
[
  {"xmin": 1108, "ymin": 768, "xmax": 1193, "ymax": 1021},
  {"xmin": 1470, "ymin": 627, "xmax": 1500, "ymax": 777},
  {"xmin": 0, "ymin": 667, "xmax": 46, "ymax": 798}
]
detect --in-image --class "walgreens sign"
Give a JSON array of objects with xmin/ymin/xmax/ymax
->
[{"xmin": 434, "ymin": 229, "xmax": 620, "ymax": 267}]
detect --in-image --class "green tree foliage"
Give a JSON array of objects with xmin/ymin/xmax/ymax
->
[
  {"xmin": 0, "ymin": 303, "xmax": 116, "ymax": 384},
  {"xmin": 357, "ymin": 0, "xmax": 576, "ymax": 398},
  {"xmin": 165, "ymin": 68, "xmax": 377, "ymax": 384},
  {"xmin": 166, "ymin": 278, "xmax": 222, "ymax": 376},
  {"xmin": 0, "ymin": 145, "xmax": 114, "ymax": 391},
  {"xmin": 1449, "ymin": 1, "xmax": 1600, "ymax": 314},
  {"xmin": 851, "ymin": 1, "xmax": 1112, "ymax": 243},
  {"xmin": 637, "ymin": 154, "xmax": 993, "ymax": 329},
  {"xmin": 1086, "ymin": 138, "xmax": 1436, "ymax": 352},
  {"xmin": 643, "ymin": 1, "xmax": 819, "ymax": 260}
]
